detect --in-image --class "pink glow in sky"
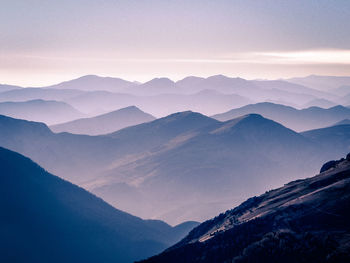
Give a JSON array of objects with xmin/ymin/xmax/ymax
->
[{"xmin": 1, "ymin": 0, "xmax": 350, "ymax": 86}]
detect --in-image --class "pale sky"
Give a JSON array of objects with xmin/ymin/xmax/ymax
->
[{"xmin": 1, "ymin": 0, "xmax": 350, "ymax": 86}]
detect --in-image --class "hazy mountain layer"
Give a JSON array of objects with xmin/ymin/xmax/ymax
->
[
  {"xmin": 0, "ymin": 88, "xmax": 85, "ymax": 102},
  {"xmin": 65, "ymin": 89, "xmax": 253, "ymax": 117},
  {"xmin": 0, "ymin": 84, "xmax": 22, "ymax": 93},
  {"xmin": 0, "ymin": 99, "xmax": 84, "ymax": 125},
  {"xmin": 140, "ymin": 155, "xmax": 350, "ymax": 263},
  {"xmin": 50, "ymin": 106, "xmax": 155, "ymax": 135},
  {"xmin": 1, "ymin": 74, "xmax": 345, "ymax": 118},
  {"xmin": 0, "ymin": 112, "xmax": 348, "ymax": 224},
  {"xmin": 288, "ymin": 75, "xmax": 350, "ymax": 92},
  {"xmin": 46, "ymin": 74, "xmax": 137, "ymax": 92},
  {"xmin": 212, "ymin": 102, "xmax": 350, "ymax": 131}
]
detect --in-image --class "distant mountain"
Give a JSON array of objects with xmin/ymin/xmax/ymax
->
[
  {"xmin": 0, "ymin": 87, "xmax": 85, "ymax": 103},
  {"xmin": 178, "ymin": 75, "xmax": 258, "ymax": 95},
  {"xmin": 52, "ymin": 74, "xmax": 322, "ymax": 108},
  {"xmin": 333, "ymin": 85, "xmax": 350, "ymax": 96},
  {"xmin": 64, "ymin": 90, "xmax": 139, "ymax": 114},
  {"xmin": 288, "ymin": 75, "xmax": 350, "ymax": 92},
  {"xmin": 126, "ymin": 78, "xmax": 176, "ymax": 95},
  {"xmin": 64, "ymin": 89, "xmax": 253, "ymax": 117},
  {"xmin": 0, "ymin": 147, "xmax": 198, "ymax": 263},
  {"xmin": 252, "ymin": 79, "xmax": 336, "ymax": 100},
  {"xmin": 108, "ymin": 111, "xmax": 220, "ymax": 150},
  {"xmin": 333, "ymin": 119, "xmax": 350, "ymax": 125},
  {"xmin": 0, "ymin": 114, "xmax": 121, "ymax": 183},
  {"xmin": 0, "ymin": 99, "xmax": 84, "ymax": 125},
  {"xmin": 46, "ymin": 75, "xmax": 137, "ymax": 92},
  {"xmin": 301, "ymin": 124, "xmax": 350, "ymax": 154},
  {"xmin": 302, "ymin": 98, "xmax": 337, "ymax": 109},
  {"xmin": 337, "ymin": 92, "xmax": 350, "ymax": 106},
  {"xmin": 0, "ymin": 84, "xmax": 22, "ymax": 92},
  {"xmin": 176, "ymin": 75, "xmax": 333, "ymax": 106},
  {"xmin": 175, "ymin": 76, "xmax": 205, "ymax": 89},
  {"xmin": 1, "ymin": 74, "xmax": 346, "ymax": 107},
  {"xmin": 1, "ymin": 75, "xmax": 341, "ymax": 117},
  {"xmin": 50, "ymin": 106, "xmax": 155, "ymax": 135},
  {"xmin": 137, "ymin": 90, "xmax": 253, "ymax": 117},
  {"xmin": 212, "ymin": 102, "xmax": 350, "ymax": 131},
  {"xmin": 139, "ymin": 154, "xmax": 350, "ymax": 263}
]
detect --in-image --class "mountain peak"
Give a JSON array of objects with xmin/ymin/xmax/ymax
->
[
  {"xmin": 160, "ymin": 111, "xmax": 216, "ymax": 124},
  {"xmin": 46, "ymin": 75, "xmax": 136, "ymax": 92},
  {"xmin": 143, "ymin": 77, "xmax": 175, "ymax": 86},
  {"xmin": 110, "ymin": 110, "xmax": 219, "ymax": 142},
  {"xmin": 117, "ymin": 105, "xmax": 141, "ymax": 112},
  {"xmin": 211, "ymin": 114, "xmax": 265, "ymax": 134},
  {"xmin": 51, "ymin": 106, "xmax": 155, "ymax": 135}
]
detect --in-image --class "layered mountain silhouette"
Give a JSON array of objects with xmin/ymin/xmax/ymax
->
[
  {"xmin": 0, "ymin": 111, "xmax": 349, "ymax": 224},
  {"xmin": 0, "ymin": 114, "xmax": 121, "ymax": 182},
  {"xmin": 140, "ymin": 154, "xmax": 350, "ymax": 263},
  {"xmin": 127, "ymin": 78, "xmax": 176, "ymax": 95},
  {"xmin": 301, "ymin": 123, "xmax": 350, "ymax": 154},
  {"xmin": 46, "ymin": 75, "xmax": 137, "ymax": 92},
  {"xmin": 50, "ymin": 106, "xmax": 155, "ymax": 135},
  {"xmin": 64, "ymin": 89, "xmax": 252, "ymax": 117},
  {"xmin": 0, "ymin": 96, "xmax": 349, "ymax": 224},
  {"xmin": 0, "ymin": 84, "xmax": 22, "ymax": 93},
  {"xmin": 288, "ymin": 75, "xmax": 350, "ymax": 92},
  {"xmin": 333, "ymin": 85, "xmax": 350, "ymax": 96},
  {"xmin": 0, "ymin": 146, "xmax": 198, "ymax": 263},
  {"xmin": 0, "ymin": 87, "xmax": 85, "ymax": 103},
  {"xmin": 0, "ymin": 99, "xmax": 84, "ymax": 125},
  {"xmin": 0, "ymin": 112, "xmax": 348, "ymax": 224},
  {"xmin": 302, "ymin": 98, "xmax": 337, "ymax": 109},
  {"xmin": 1, "ymin": 75, "xmax": 347, "ymax": 119},
  {"xmin": 213, "ymin": 102, "xmax": 350, "ymax": 131}
]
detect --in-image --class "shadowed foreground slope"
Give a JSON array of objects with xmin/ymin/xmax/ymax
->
[
  {"xmin": 140, "ymin": 155, "xmax": 350, "ymax": 263},
  {"xmin": 0, "ymin": 147, "xmax": 198, "ymax": 263}
]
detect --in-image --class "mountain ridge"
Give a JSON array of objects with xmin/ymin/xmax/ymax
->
[
  {"xmin": 139, "ymin": 154, "xmax": 350, "ymax": 263},
  {"xmin": 0, "ymin": 99, "xmax": 84, "ymax": 125},
  {"xmin": 50, "ymin": 106, "xmax": 155, "ymax": 135},
  {"xmin": 212, "ymin": 102, "xmax": 350, "ymax": 131}
]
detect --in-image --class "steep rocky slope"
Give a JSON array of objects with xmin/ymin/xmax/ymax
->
[{"xmin": 140, "ymin": 154, "xmax": 350, "ymax": 263}]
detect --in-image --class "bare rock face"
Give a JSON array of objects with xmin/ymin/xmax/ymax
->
[{"xmin": 320, "ymin": 158, "xmax": 345, "ymax": 173}]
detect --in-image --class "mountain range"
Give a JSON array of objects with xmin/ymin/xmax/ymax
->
[
  {"xmin": 212, "ymin": 102, "xmax": 350, "ymax": 131},
  {"xmin": 2, "ymin": 74, "xmax": 350, "ymax": 120},
  {"xmin": 0, "ymin": 146, "xmax": 198, "ymax": 263},
  {"xmin": 1, "ymin": 112, "xmax": 349, "ymax": 224},
  {"xmin": 1, "ymin": 74, "xmax": 350, "ymax": 261},
  {"xmin": 140, "ymin": 154, "xmax": 350, "ymax": 263},
  {"xmin": 0, "ymin": 84, "xmax": 22, "ymax": 93}
]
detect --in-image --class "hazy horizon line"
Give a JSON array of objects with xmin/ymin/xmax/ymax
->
[{"xmin": 2, "ymin": 73, "xmax": 350, "ymax": 88}]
